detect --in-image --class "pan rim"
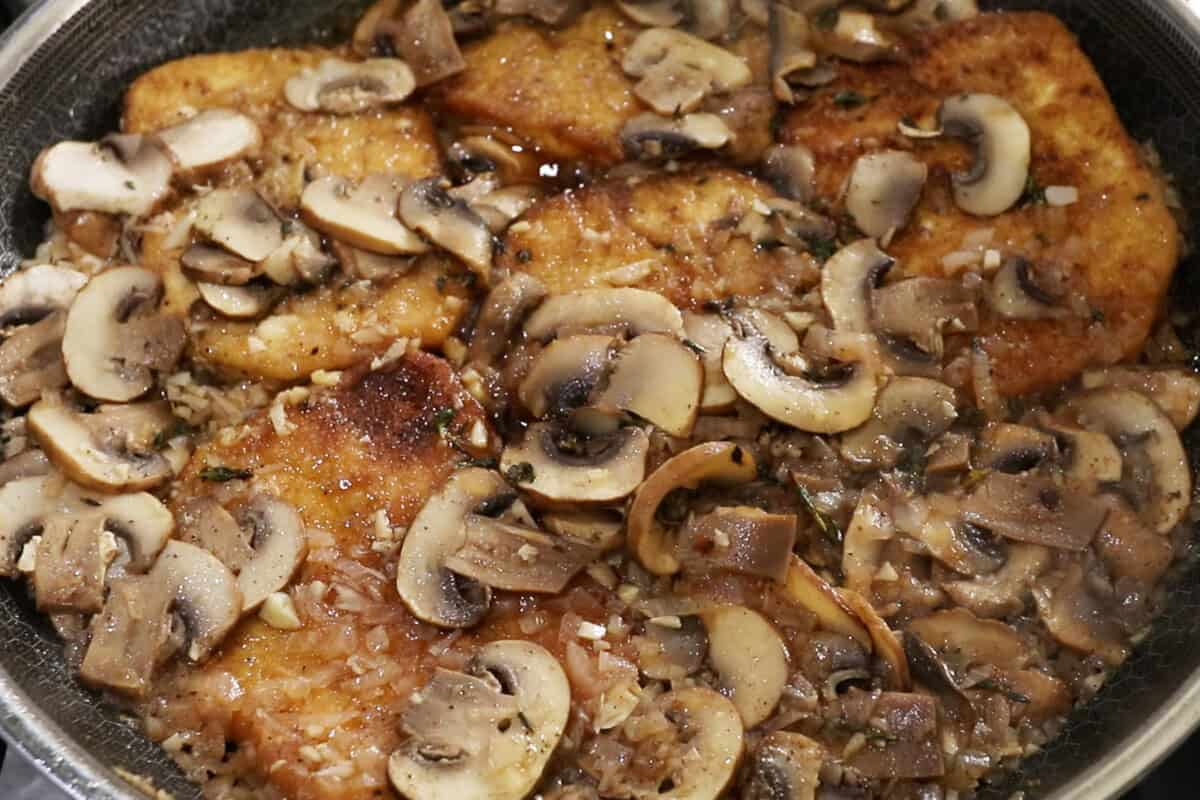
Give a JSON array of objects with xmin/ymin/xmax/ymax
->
[{"xmin": 0, "ymin": 1, "xmax": 1198, "ymax": 798}]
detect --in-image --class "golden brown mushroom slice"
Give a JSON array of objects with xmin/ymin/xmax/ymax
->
[
  {"xmin": 589, "ymin": 333, "xmax": 704, "ymax": 437},
  {"xmin": 745, "ymin": 732, "xmax": 824, "ymax": 800},
  {"xmin": 300, "ymin": 174, "xmax": 429, "ymax": 256},
  {"xmin": 284, "ymin": 57, "xmax": 417, "ymax": 114},
  {"xmin": 652, "ymin": 687, "xmax": 745, "ymax": 800},
  {"xmin": 627, "ymin": 441, "xmax": 757, "ymax": 575},
  {"xmin": 79, "ymin": 540, "xmax": 242, "ymax": 696},
  {"xmin": 700, "ymin": 605, "xmax": 789, "ymax": 728},
  {"xmin": 676, "ymin": 506, "xmax": 797, "ymax": 582},
  {"xmin": 389, "ymin": 640, "xmax": 569, "ymax": 800},
  {"xmin": 443, "ymin": 514, "xmax": 601, "ymax": 594},
  {"xmin": 1081, "ymin": 366, "xmax": 1200, "ymax": 431},
  {"xmin": 783, "ymin": 555, "xmax": 871, "ymax": 650}
]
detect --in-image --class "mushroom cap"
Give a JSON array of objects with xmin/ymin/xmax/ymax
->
[
  {"xmin": 722, "ymin": 326, "xmax": 879, "ymax": 434},
  {"xmin": 31, "ymin": 135, "xmax": 173, "ymax": 217},
  {"xmin": 700, "ymin": 605, "xmax": 789, "ymax": 727},
  {"xmin": 623, "ymin": 27, "xmax": 751, "ymax": 114},
  {"xmin": 839, "ymin": 376, "xmax": 958, "ymax": 467},
  {"xmin": 627, "ymin": 441, "xmax": 757, "ymax": 575},
  {"xmin": 152, "ymin": 539, "xmax": 244, "ymax": 661},
  {"xmin": 0, "ymin": 264, "xmax": 87, "ymax": 327},
  {"xmin": 468, "ymin": 272, "xmax": 548, "ymax": 367},
  {"xmin": 443, "ymin": 514, "xmax": 600, "ymax": 594},
  {"xmin": 194, "ymin": 187, "xmax": 285, "ymax": 262},
  {"xmin": 180, "ymin": 244, "xmax": 258, "ymax": 286},
  {"xmin": 1063, "ymin": 387, "xmax": 1191, "ymax": 533},
  {"xmin": 768, "ymin": 3, "xmax": 817, "ymax": 104},
  {"xmin": 844, "ymin": 150, "xmax": 928, "ymax": 240},
  {"xmin": 284, "ymin": 57, "xmax": 417, "ymax": 114},
  {"xmin": 28, "ymin": 398, "xmax": 174, "ymax": 493},
  {"xmin": 524, "ymin": 288, "xmax": 686, "ymax": 341},
  {"xmin": 518, "ymin": 334, "xmax": 617, "ymax": 418},
  {"xmin": 399, "ymin": 178, "xmax": 495, "ymax": 278},
  {"xmin": 156, "ymin": 108, "xmax": 262, "ymax": 175},
  {"xmin": 0, "ymin": 311, "xmax": 69, "ymax": 407},
  {"xmin": 745, "ymin": 732, "xmax": 824, "ymax": 800},
  {"xmin": 987, "ymin": 256, "xmax": 1069, "ymax": 320},
  {"xmin": 196, "ymin": 281, "xmax": 284, "ymax": 320},
  {"xmin": 1081, "ymin": 366, "xmax": 1200, "ymax": 432},
  {"xmin": 937, "ymin": 93, "xmax": 1031, "ymax": 217},
  {"xmin": 234, "ymin": 494, "xmax": 309, "ymax": 613},
  {"xmin": 820, "ymin": 239, "xmax": 894, "ymax": 334},
  {"xmin": 0, "ymin": 475, "xmax": 58, "ymax": 577},
  {"xmin": 784, "ymin": 555, "xmax": 871, "ymax": 649},
  {"xmin": 682, "ymin": 312, "xmax": 739, "ymax": 412},
  {"xmin": 761, "ymin": 143, "xmax": 815, "ymax": 203},
  {"xmin": 62, "ymin": 266, "xmax": 179, "ymax": 402},
  {"xmin": 301, "ymin": 175, "xmax": 429, "ymax": 256},
  {"xmin": 621, "ymin": 112, "xmax": 733, "ymax": 161},
  {"xmin": 389, "ymin": 640, "xmax": 570, "ymax": 800},
  {"xmin": 589, "ymin": 333, "xmax": 704, "ymax": 437},
  {"xmin": 653, "ymin": 687, "xmax": 745, "ymax": 800},
  {"xmin": 396, "ymin": 468, "xmax": 509, "ymax": 628},
  {"xmin": 500, "ymin": 423, "xmax": 650, "ymax": 504}
]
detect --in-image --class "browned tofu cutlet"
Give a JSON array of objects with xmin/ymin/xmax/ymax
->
[{"xmin": 782, "ymin": 12, "xmax": 1179, "ymax": 396}]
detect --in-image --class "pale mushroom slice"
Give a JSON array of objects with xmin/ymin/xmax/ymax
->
[
  {"xmin": 682, "ymin": 312, "xmax": 738, "ymax": 412},
  {"xmin": 839, "ymin": 377, "xmax": 958, "ymax": 468},
  {"xmin": 28, "ymin": 398, "xmax": 174, "ymax": 492},
  {"xmin": 622, "ymin": 27, "xmax": 751, "ymax": 114},
  {"xmin": 301, "ymin": 175, "xmax": 429, "ymax": 256},
  {"xmin": 700, "ymin": 605, "xmax": 789, "ymax": 728},
  {"xmin": 193, "ymin": 186, "xmax": 285, "ymax": 262},
  {"xmin": 722, "ymin": 322, "xmax": 879, "ymax": 434},
  {"xmin": 0, "ymin": 475, "xmax": 62, "ymax": 577},
  {"xmin": 79, "ymin": 540, "xmax": 242, "ymax": 696},
  {"xmin": 768, "ymin": 4, "xmax": 817, "ymax": 104},
  {"xmin": 389, "ymin": 640, "xmax": 570, "ymax": 800},
  {"xmin": 621, "ymin": 112, "xmax": 733, "ymax": 161},
  {"xmin": 821, "ymin": 239, "xmax": 894, "ymax": 334},
  {"xmin": 500, "ymin": 423, "xmax": 649, "ymax": 504},
  {"xmin": 844, "ymin": 151, "xmax": 928, "ymax": 241},
  {"xmin": 627, "ymin": 441, "xmax": 757, "ymax": 575},
  {"xmin": 468, "ymin": 273, "xmax": 548, "ymax": 367},
  {"xmin": 524, "ymin": 288, "xmax": 686, "ymax": 341},
  {"xmin": 399, "ymin": 178, "xmax": 495, "ymax": 280},
  {"xmin": 761, "ymin": 144, "xmax": 816, "ymax": 203},
  {"xmin": 1063, "ymin": 388, "xmax": 1191, "ymax": 533},
  {"xmin": 156, "ymin": 109, "xmax": 262, "ymax": 175},
  {"xmin": 1039, "ymin": 417, "xmax": 1122, "ymax": 484},
  {"xmin": 0, "ymin": 311, "xmax": 69, "ymax": 407},
  {"xmin": 589, "ymin": 333, "xmax": 704, "ymax": 437},
  {"xmin": 443, "ymin": 514, "xmax": 601, "ymax": 593},
  {"xmin": 838, "ymin": 587, "xmax": 911, "ymax": 690},
  {"xmin": 652, "ymin": 687, "xmax": 745, "ymax": 800},
  {"xmin": 745, "ymin": 733, "xmax": 824, "ymax": 800},
  {"xmin": 959, "ymin": 471, "xmax": 1107, "ymax": 551},
  {"xmin": 1081, "ymin": 366, "xmax": 1200, "ymax": 431},
  {"xmin": 396, "ymin": 468, "xmax": 510, "ymax": 628},
  {"xmin": 937, "ymin": 93, "xmax": 1032, "ymax": 217},
  {"xmin": 0, "ymin": 264, "xmax": 87, "ymax": 327},
  {"xmin": 62, "ymin": 266, "xmax": 185, "ymax": 402},
  {"xmin": 180, "ymin": 244, "xmax": 258, "ymax": 286},
  {"xmin": 783, "ymin": 555, "xmax": 871, "ymax": 649},
  {"xmin": 518, "ymin": 335, "xmax": 617, "ymax": 418},
  {"xmin": 231, "ymin": 494, "xmax": 309, "ymax": 613},
  {"xmin": 284, "ymin": 57, "xmax": 417, "ymax": 114},
  {"xmin": 261, "ymin": 220, "xmax": 337, "ymax": 286},
  {"xmin": 31, "ymin": 134, "xmax": 174, "ymax": 217},
  {"xmin": 812, "ymin": 9, "xmax": 898, "ymax": 63},
  {"xmin": 987, "ymin": 256, "xmax": 1070, "ymax": 320},
  {"xmin": 196, "ymin": 281, "xmax": 284, "ymax": 320},
  {"xmin": 376, "ymin": 0, "xmax": 467, "ymax": 86}
]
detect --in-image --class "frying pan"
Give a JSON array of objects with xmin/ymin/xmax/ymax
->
[{"xmin": 1, "ymin": 1, "xmax": 1199, "ymax": 798}]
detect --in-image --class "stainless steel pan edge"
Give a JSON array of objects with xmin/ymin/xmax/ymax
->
[{"xmin": 0, "ymin": 1, "xmax": 1199, "ymax": 798}]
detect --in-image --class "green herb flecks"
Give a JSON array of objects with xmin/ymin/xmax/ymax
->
[
  {"xmin": 504, "ymin": 461, "xmax": 536, "ymax": 484},
  {"xmin": 200, "ymin": 466, "xmax": 253, "ymax": 482},
  {"xmin": 805, "ymin": 235, "xmax": 838, "ymax": 263},
  {"xmin": 833, "ymin": 90, "xmax": 869, "ymax": 110},
  {"xmin": 1020, "ymin": 174, "xmax": 1047, "ymax": 206},
  {"xmin": 797, "ymin": 484, "xmax": 843, "ymax": 546},
  {"xmin": 154, "ymin": 419, "xmax": 195, "ymax": 450},
  {"xmin": 433, "ymin": 407, "xmax": 456, "ymax": 435}
]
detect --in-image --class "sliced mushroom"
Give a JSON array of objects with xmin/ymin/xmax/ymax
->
[
  {"xmin": 520, "ymin": 335, "xmax": 617, "ymax": 418},
  {"xmin": 844, "ymin": 151, "xmax": 927, "ymax": 240},
  {"xmin": 761, "ymin": 144, "xmax": 816, "ymax": 203},
  {"xmin": 539, "ymin": 508, "xmax": 625, "ymax": 551},
  {"xmin": 180, "ymin": 244, "xmax": 258, "ymax": 286},
  {"xmin": 193, "ymin": 187, "xmax": 284, "ymax": 262},
  {"xmin": 838, "ymin": 587, "xmax": 910, "ymax": 690},
  {"xmin": 812, "ymin": 10, "xmax": 898, "ymax": 63},
  {"xmin": 525, "ymin": 288, "xmax": 686, "ymax": 341},
  {"xmin": 901, "ymin": 495, "xmax": 1011, "ymax": 576},
  {"xmin": 0, "ymin": 450, "xmax": 52, "ymax": 488},
  {"xmin": 840, "ymin": 377, "xmax": 957, "ymax": 468},
  {"xmin": 301, "ymin": 175, "xmax": 428, "ymax": 256},
  {"xmin": 0, "ymin": 311, "xmax": 68, "ymax": 407},
  {"xmin": 836, "ymin": 690, "xmax": 943, "ymax": 779},
  {"xmin": 987, "ymin": 256, "xmax": 1069, "ymax": 320},
  {"xmin": 937, "ymin": 93, "xmax": 1031, "ymax": 217},
  {"xmin": 1063, "ymin": 388, "xmax": 1191, "ymax": 533},
  {"xmin": 284, "ymin": 58, "xmax": 416, "ymax": 114},
  {"xmin": 494, "ymin": 0, "xmax": 586, "ymax": 27},
  {"xmin": 723, "ymin": 321, "xmax": 879, "ymax": 434},
  {"xmin": 959, "ymin": 471, "xmax": 1106, "ymax": 550},
  {"xmin": 841, "ymin": 491, "xmax": 891, "ymax": 594},
  {"xmin": 156, "ymin": 109, "xmax": 261, "ymax": 175},
  {"xmin": 1040, "ymin": 417, "xmax": 1122, "ymax": 484},
  {"xmin": 652, "ymin": 688, "xmax": 745, "ymax": 800},
  {"xmin": 385, "ymin": 0, "xmax": 467, "ymax": 86},
  {"xmin": 500, "ymin": 423, "xmax": 649, "ymax": 504},
  {"xmin": 231, "ymin": 494, "xmax": 308, "ymax": 613},
  {"xmin": 976, "ymin": 422, "xmax": 1056, "ymax": 473},
  {"xmin": 888, "ymin": 0, "xmax": 978, "ymax": 33},
  {"xmin": 678, "ymin": 506, "xmax": 797, "ymax": 581},
  {"xmin": 1032, "ymin": 562, "xmax": 1128, "ymax": 665},
  {"xmin": 1082, "ymin": 366, "xmax": 1200, "ymax": 431},
  {"xmin": 28, "ymin": 398, "xmax": 174, "ymax": 492},
  {"xmin": 0, "ymin": 264, "xmax": 87, "ymax": 327},
  {"xmin": 31, "ymin": 134, "xmax": 174, "ymax": 217},
  {"xmin": 178, "ymin": 497, "xmax": 254, "ymax": 570},
  {"xmin": 628, "ymin": 441, "xmax": 756, "ymax": 575},
  {"xmin": 769, "ymin": 4, "xmax": 817, "ymax": 104},
  {"xmin": 622, "ymin": 28, "xmax": 751, "ymax": 114},
  {"xmin": 396, "ymin": 468, "xmax": 509, "ymax": 628},
  {"xmin": 701, "ymin": 605, "xmax": 789, "ymax": 727},
  {"xmin": 821, "ymin": 239, "xmax": 894, "ymax": 334},
  {"xmin": 618, "ymin": 0, "xmax": 684, "ymax": 26},
  {"xmin": 79, "ymin": 540, "xmax": 241, "ymax": 695},
  {"xmin": 872, "ymin": 276, "xmax": 978, "ymax": 366},
  {"xmin": 331, "ymin": 241, "xmax": 416, "ymax": 282},
  {"xmin": 389, "ymin": 640, "xmax": 569, "ymax": 800},
  {"xmin": 682, "ymin": 312, "xmax": 738, "ymax": 412},
  {"xmin": 943, "ymin": 542, "xmax": 1051, "ymax": 618},
  {"xmin": 62, "ymin": 267, "xmax": 185, "ymax": 402},
  {"xmin": 399, "ymin": 178, "xmax": 495, "ymax": 279},
  {"xmin": 907, "ymin": 607, "xmax": 1030, "ymax": 672},
  {"xmin": 784, "ymin": 555, "xmax": 872, "ymax": 649},
  {"xmin": 443, "ymin": 514, "xmax": 601, "ymax": 593},
  {"xmin": 468, "ymin": 273, "xmax": 548, "ymax": 366},
  {"xmin": 745, "ymin": 732, "xmax": 823, "ymax": 800},
  {"xmin": 621, "ymin": 112, "xmax": 733, "ymax": 161},
  {"xmin": 0, "ymin": 476, "xmax": 60, "ymax": 577},
  {"xmin": 196, "ymin": 281, "xmax": 284, "ymax": 320},
  {"xmin": 589, "ymin": 333, "xmax": 704, "ymax": 437},
  {"xmin": 261, "ymin": 221, "xmax": 336, "ymax": 285}
]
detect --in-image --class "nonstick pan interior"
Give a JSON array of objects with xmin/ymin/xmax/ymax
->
[{"xmin": 1, "ymin": 1, "xmax": 1200, "ymax": 798}]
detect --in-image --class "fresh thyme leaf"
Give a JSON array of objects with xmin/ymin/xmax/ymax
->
[
  {"xmin": 504, "ymin": 461, "xmax": 536, "ymax": 484},
  {"xmin": 200, "ymin": 466, "xmax": 253, "ymax": 482},
  {"xmin": 833, "ymin": 90, "xmax": 869, "ymax": 110},
  {"xmin": 1020, "ymin": 174, "xmax": 1047, "ymax": 206},
  {"xmin": 797, "ymin": 484, "xmax": 843, "ymax": 546},
  {"xmin": 805, "ymin": 235, "xmax": 838, "ymax": 263},
  {"xmin": 681, "ymin": 338, "xmax": 705, "ymax": 355},
  {"xmin": 433, "ymin": 407, "xmax": 456, "ymax": 434}
]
